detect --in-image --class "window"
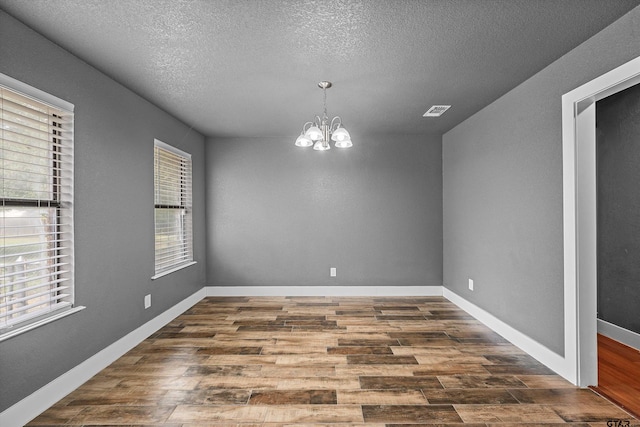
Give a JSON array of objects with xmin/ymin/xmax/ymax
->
[
  {"xmin": 153, "ymin": 139, "xmax": 194, "ymax": 278},
  {"xmin": 0, "ymin": 74, "xmax": 78, "ymax": 338}
]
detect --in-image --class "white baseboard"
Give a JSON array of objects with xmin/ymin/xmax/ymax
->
[
  {"xmin": 205, "ymin": 285, "xmax": 443, "ymax": 297},
  {"xmin": 442, "ymin": 288, "xmax": 572, "ymax": 381},
  {"xmin": 598, "ymin": 318, "xmax": 640, "ymax": 350},
  {"xmin": 0, "ymin": 288, "xmax": 206, "ymax": 427},
  {"xmin": 3, "ymin": 284, "xmax": 578, "ymax": 426}
]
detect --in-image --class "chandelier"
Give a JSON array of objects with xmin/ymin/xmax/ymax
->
[{"xmin": 294, "ymin": 81, "xmax": 353, "ymax": 151}]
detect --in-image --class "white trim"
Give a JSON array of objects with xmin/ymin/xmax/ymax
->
[
  {"xmin": 2, "ymin": 283, "xmax": 587, "ymax": 426},
  {"xmin": 0, "ymin": 74, "xmax": 77, "ymax": 339},
  {"xmin": 205, "ymin": 285, "xmax": 443, "ymax": 297},
  {"xmin": 598, "ymin": 319, "xmax": 640, "ymax": 351},
  {"xmin": 0, "ymin": 72, "xmax": 74, "ymax": 112},
  {"xmin": 562, "ymin": 55, "xmax": 640, "ymax": 387},
  {"xmin": 1, "ymin": 285, "xmax": 440, "ymax": 426},
  {"xmin": 154, "ymin": 138, "xmax": 191, "ymax": 159},
  {"xmin": 207, "ymin": 284, "xmax": 583, "ymax": 380},
  {"xmin": 442, "ymin": 288, "xmax": 572, "ymax": 380},
  {"xmin": 0, "ymin": 306, "xmax": 85, "ymax": 343},
  {"xmin": 151, "ymin": 261, "xmax": 197, "ymax": 280},
  {"xmin": 0, "ymin": 288, "xmax": 206, "ymax": 427}
]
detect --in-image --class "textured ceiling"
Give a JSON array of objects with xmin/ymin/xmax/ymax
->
[{"xmin": 1, "ymin": 0, "xmax": 639, "ymax": 138}]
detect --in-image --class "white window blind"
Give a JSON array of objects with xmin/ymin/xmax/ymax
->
[
  {"xmin": 154, "ymin": 139, "xmax": 193, "ymax": 277},
  {"xmin": 0, "ymin": 76, "xmax": 75, "ymax": 332}
]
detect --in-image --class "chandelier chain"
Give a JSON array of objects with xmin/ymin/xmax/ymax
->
[{"xmin": 323, "ymin": 86, "xmax": 328, "ymax": 119}]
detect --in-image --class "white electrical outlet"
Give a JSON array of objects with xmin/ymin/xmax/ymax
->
[
  {"xmin": 144, "ymin": 294, "xmax": 151, "ymax": 309},
  {"xmin": 330, "ymin": 267, "xmax": 337, "ymax": 277},
  {"xmin": 468, "ymin": 279, "xmax": 474, "ymax": 291}
]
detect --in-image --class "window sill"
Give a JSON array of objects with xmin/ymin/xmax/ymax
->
[
  {"xmin": 151, "ymin": 261, "xmax": 197, "ymax": 280},
  {"xmin": 0, "ymin": 305, "xmax": 86, "ymax": 343}
]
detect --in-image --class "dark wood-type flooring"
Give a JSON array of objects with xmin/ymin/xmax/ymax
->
[
  {"xmin": 594, "ymin": 333, "xmax": 640, "ymax": 419},
  {"xmin": 28, "ymin": 296, "xmax": 638, "ymax": 425}
]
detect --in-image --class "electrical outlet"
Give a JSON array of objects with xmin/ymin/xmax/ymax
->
[
  {"xmin": 144, "ymin": 294, "xmax": 151, "ymax": 309},
  {"xmin": 468, "ymin": 279, "xmax": 474, "ymax": 291},
  {"xmin": 330, "ymin": 267, "xmax": 337, "ymax": 277}
]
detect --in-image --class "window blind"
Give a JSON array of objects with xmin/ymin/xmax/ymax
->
[
  {"xmin": 0, "ymin": 80, "xmax": 74, "ymax": 331},
  {"xmin": 154, "ymin": 140, "xmax": 193, "ymax": 276}
]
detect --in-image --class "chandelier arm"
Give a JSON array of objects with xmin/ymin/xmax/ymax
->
[
  {"xmin": 302, "ymin": 121, "xmax": 315, "ymax": 133},
  {"xmin": 330, "ymin": 116, "xmax": 342, "ymax": 131}
]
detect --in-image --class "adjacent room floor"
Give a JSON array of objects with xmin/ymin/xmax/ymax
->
[
  {"xmin": 28, "ymin": 296, "xmax": 637, "ymax": 425},
  {"xmin": 595, "ymin": 333, "xmax": 640, "ymax": 419}
]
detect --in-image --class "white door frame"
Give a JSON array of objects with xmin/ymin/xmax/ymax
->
[{"xmin": 562, "ymin": 55, "xmax": 640, "ymax": 386}]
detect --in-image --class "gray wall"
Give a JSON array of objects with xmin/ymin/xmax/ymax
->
[
  {"xmin": 443, "ymin": 6, "xmax": 640, "ymax": 355},
  {"xmin": 206, "ymin": 134, "xmax": 442, "ymax": 288},
  {"xmin": 597, "ymin": 82, "xmax": 640, "ymax": 335},
  {"xmin": 0, "ymin": 11, "xmax": 207, "ymax": 411}
]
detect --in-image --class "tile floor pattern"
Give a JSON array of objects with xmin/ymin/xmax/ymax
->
[{"xmin": 28, "ymin": 296, "xmax": 638, "ymax": 426}]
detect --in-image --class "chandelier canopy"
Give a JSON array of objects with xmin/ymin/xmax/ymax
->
[{"xmin": 295, "ymin": 81, "xmax": 352, "ymax": 151}]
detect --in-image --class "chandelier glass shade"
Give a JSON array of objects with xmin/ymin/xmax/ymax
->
[{"xmin": 295, "ymin": 81, "xmax": 352, "ymax": 151}]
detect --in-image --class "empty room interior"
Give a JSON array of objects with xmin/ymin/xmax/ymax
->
[{"xmin": 2, "ymin": 1, "xmax": 640, "ymax": 425}]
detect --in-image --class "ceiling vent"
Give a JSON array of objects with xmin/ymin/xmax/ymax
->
[{"xmin": 423, "ymin": 105, "xmax": 451, "ymax": 117}]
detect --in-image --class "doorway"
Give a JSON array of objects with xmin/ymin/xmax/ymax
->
[
  {"xmin": 592, "ymin": 82, "xmax": 640, "ymax": 417},
  {"xmin": 562, "ymin": 55, "xmax": 640, "ymax": 387}
]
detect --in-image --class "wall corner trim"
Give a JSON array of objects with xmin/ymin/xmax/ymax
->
[
  {"xmin": 442, "ymin": 288, "xmax": 574, "ymax": 382},
  {"xmin": 0, "ymin": 288, "xmax": 206, "ymax": 427}
]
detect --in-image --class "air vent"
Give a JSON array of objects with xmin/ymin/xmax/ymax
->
[{"xmin": 423, "ymin": 105, "xmax": 451, "ymax": 117}]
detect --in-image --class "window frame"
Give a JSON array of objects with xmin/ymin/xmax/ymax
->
[
  {"xmin": 152, "ymin": 139, "xmax": 195, "ymax": 279},
  {"xmin": 0, "ymin": 73, "xmax": 84, "ymax": 342}
]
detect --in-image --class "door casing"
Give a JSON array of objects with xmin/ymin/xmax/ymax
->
[{"xmin": 562, "ymin": 55, "xmax": 640, "ymax": 386}]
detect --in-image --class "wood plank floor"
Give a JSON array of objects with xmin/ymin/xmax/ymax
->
[
  {"xmin": 28, "ymin": 296, "xmax": 638, "ymax": 426},
  {"xmin": 594, "ymin": 333, "xmax": 640, "ymax": 419}
]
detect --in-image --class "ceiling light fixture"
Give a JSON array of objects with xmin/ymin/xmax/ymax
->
[{"xmin": 295, "ymin": 81, "xmax": 352, "ymax": 151}]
